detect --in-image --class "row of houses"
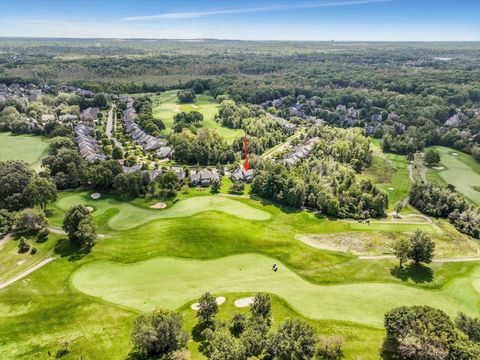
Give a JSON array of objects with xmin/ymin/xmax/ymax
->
[
  {"xmin": 281, "ymin": 137, "xmax": 320, "ymax": 167},
  {"xmin": 123, "ymin": 102, "xmax": 174, "ymax": 159},
  {"xmin": 121, "ymin": 165, "xmax": 222, "ymax": 187},
  {"xmin": 0, "ymin": 83, "xmax": 43, "ymax": 105},
  {"xmin": 75, "ymin": 124, "xmax": 107, "ymax": 162}
]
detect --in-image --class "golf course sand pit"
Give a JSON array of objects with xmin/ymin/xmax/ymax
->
[
  {"xmin": 216, "ymin": 296, "xmax": 226, "ymax": 305},
  {"xmin": 433, "ymin": 166, "xmax": 445, "ymax": 170},
  {"xmin": 90, "ymin": 193, "xmax": 101, "ymax": 200},
  {"xmin": 235, "ymin": 297, "xmax": 254, "ymax": 308},
  {"xmin": 191, "ymin": 296, "xmax": 225, "ymax": 311},
  {"xmin": 387, "ymin": 187, "xmax": 394, "ymax": 191},
  {"xmin": 58, "ymin": 193, "xmax": 271, "ymax": 230},
  {"xmin": 150, "ymin": 202, "xmax": 167, "ymax": 209},
  {"xmin": 451, "ymin": 152, "xmax": 459, "ymax": 156},
  {"xmin": 86, "ymin": 206, "xmax": 94, "ymax": 213},
  {"xmin": 71, "ymin": 254, "xmax": 480, "ymax": 327}
]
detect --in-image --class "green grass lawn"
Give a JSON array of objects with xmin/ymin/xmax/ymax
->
[
  {"xmin": 1, "ymin": 190, "xmax": 479, "ymax": 359},
  {"xmin": 363, "ymin": 140, "xmax": 411, "ymax": 212},
  {"xmin": 426, "ymin": 146, "xmax": 480, "ymax": 205},
  {"xmin": 0, "ymin": 132, "xmax": 50, "ymax": 170},
  {"xmin": 72, "ymin": 253, "xmax": 480, "ymax": 328},
  {"xmin": 55, "ymin": 192, "xmax": 271, "ymax": 230},
  {"xmin": 152, "ymin": 90, "xmax": 243, "ymax": 142}
]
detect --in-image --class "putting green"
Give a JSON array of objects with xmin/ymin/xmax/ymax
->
[
  {"xmin": 0, "ymin": 132, "xmax": 50, "ymax": 170},
  {"xmin": 72, "ymin": 254, "xmax": 480, "ymax": 327},
  {"xmin": 57, "ymin": 194, "xmax": 271, "ymax": 230},
  {"xmin": 427, "ymin": 146, "xmax": 480, "ymax": 205}
]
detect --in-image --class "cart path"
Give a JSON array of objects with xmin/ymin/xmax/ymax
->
[
  {"xmin": 359, "ymin": 255, "xmax": 480, "ymax": 262},
  {"xmin": 0, "ymin": 257, "xmax": 56, "ymax": 290}
]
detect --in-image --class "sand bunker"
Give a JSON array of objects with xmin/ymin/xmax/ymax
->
[
  {"xmin": 90, "ymin": 193, "xmax": 101, "ymax": 200},
  {"xmin": 234, "ymin": 297, "xmax": 255, "ymax": 308},
  {"xmin": 216, "ymin": 296, "xmax": 226, "ymax": 305},
  {"xmin": 451, "ymin": 152, "xmax": 459, "ymax": 156},
  {"xmin": 191, "ymin": 296, "xmax": 226, "ymax": 310},
  {"xmin": 150, "ymin": 202, "xmax": 167, "ymax": 209},
  {"xmin": 387, "ymin": 187, "xmax": 394, "ymax": 190},
  {"xmin": 86, "ymin": 206, "xmax": 94, "ymax": 213},
  {"xmin": 192, "ymin": 104, "xmax": 199, "ymax": 108},
  {"xmin": 433, "ymin": 166, "xmax": 445, "ymax": 170}
]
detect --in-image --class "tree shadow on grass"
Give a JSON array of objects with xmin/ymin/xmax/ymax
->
[
  {"xmin": 54, "ymin": 238, "xmax": 90, "ymax": 261},
  {"xmin": 391, "ymin": 263, "xmax": 434, "ymax": 284}
]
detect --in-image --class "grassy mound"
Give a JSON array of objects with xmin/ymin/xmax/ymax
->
[
  {"xmin": 72, "ymin": 254, "xmax": 480, "ymax": 327},
  {"xmin": 57, "ymin": 193, "xmax": 271, "ymax": 230}
]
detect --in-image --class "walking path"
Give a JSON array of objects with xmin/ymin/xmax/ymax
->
[
  {"xmin": 359, "ymin": 255, "xmax": 480, "ymax": 262},
  {"xmin": 0, "ymin": 257, "xmax": 56, "ymax": 290},
  {"xmin": 0, "ymin": 233, "xmax": 11, "ymax": 250}
]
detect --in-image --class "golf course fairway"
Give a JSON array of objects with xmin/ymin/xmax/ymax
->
[
  {"xmin": 57, "ymin": 194, "xmax": 271, "ymax": 230},
  {"xmin": 72, "ymin": 254, "xmax": 480, "ymax": 327}
]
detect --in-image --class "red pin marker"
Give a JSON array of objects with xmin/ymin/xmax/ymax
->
[{"xmin": 243, "ymin": 133, "xmax": 249, "ymax": 171}]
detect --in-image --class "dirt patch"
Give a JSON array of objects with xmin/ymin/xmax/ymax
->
[
  {"xmin": 234, "ymin": 297, "xmax": 254, "ymax": 308},
  {"xmin": 150, "ymin": 202, "xmax": 167, "ymax": 209},
  {"xmin": 90, "ymin": 193, "xmax": 101, "ymax": 200},
  {"xmin": 296, "ymin": 232, "xmax": 398, "ymax": 255}
]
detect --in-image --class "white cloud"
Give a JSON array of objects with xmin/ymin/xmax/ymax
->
[{"xmin": 122, "ymin": 0, "xmax": 392, "ymax": 21}]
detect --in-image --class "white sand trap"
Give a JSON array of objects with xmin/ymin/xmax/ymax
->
[
  {"xmin": 387, "ymin": 187, "xmax": 394, "ymax": 191},
  {"xmin": 451, "ymin": 152, "xmax": 459, "ymax": 156},
  {"xmin": 86, "ymin": 206, "xmax": 94, "ymax": 213},
  {"xmin": 191, "ymin": 296, "xmax": 225, "ymax": 310},
  {"xmin": 16, "ymin": 259, "xmax": 26, "ymax": 266},
  {"xmin": 216, "ymin": 296, "xmax": 226, "ymax": 305},
  {"xmin": 235, "ymin": 297, "xmax": 255, "ymax": 308},
  {"xmin": 90, "ymin": 193, "xmax": 101, "ymax": 200},
  {"xmin": 433, "ymin": 166, "xmax": 445, "ymax": 170},
  {"xmin": 173, "ymin": 109, "xmax": 181, "ymax": 112},
  {"xmin": 192, "ymin": 104, "xmax": 199, "ymax": 108},
  {"xmin": 150, "ymin": 202, "xmax": 167, "ymax": 209}
]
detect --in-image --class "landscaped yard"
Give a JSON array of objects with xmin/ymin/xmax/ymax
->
[
  {"xmin": 152, "ymin": 90, "xmax": 243, "ymax": 142},
  {"xmin": 426, "ymin": 146, "xmax": 480, "ymax": 205},
  {"xmin": 0, "ymin": 132, "xmax": 50, "ymax": 170}
]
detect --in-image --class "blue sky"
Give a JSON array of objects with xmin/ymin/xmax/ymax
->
[{"xmin": 0, "ymin": 0, "xmax": 478, "ymax": 41}]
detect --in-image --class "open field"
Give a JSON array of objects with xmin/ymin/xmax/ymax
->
[
  {"xmin": 0, "ymin": 132, "xmax": 50, "ymax": 170},
  {"xmin": 72, "ymin": 253, "xmax": 480, "ymax": 328},
  {"xmin": 152, "ymin": 90, "xmax": 243, "ymax": 142},
  {"xmin": 426, "ymin": 146, "xmax": 480, "ymax": 205}
]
